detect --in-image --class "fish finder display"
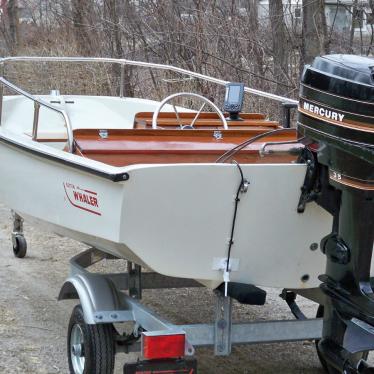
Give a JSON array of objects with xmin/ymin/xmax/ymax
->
[
  {"xmin": 227, "ymin": 85, "xmax": 241, "ymax": 103},
  {"xmin": 223, "ymin": 83, "xmax": 244, "ymax": 114}
]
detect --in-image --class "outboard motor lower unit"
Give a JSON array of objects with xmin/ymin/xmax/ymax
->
[{"xmin": 298, "ymin": 55, "xmax": 374, "ymax": 373}]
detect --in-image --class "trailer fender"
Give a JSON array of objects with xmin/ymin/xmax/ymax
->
[{"xmin": 58, "ymin": 272, "xmax": 125, "ymax": 324}]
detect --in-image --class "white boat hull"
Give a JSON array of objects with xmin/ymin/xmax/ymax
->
[{"xmin": 0, "ymin": 130, "xmax": 372, "ymax": 289}]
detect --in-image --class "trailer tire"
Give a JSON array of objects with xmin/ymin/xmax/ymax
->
[
  {"xmin": 13, "ymin": 235, "xmax": 27, "ymax": 258},
  {"xmin": 315, "ymin": 305, "xmax": 369, "ymax": 374},
  {"xmin": 67, "ymin": 304, "xmax": 115, "ymax": 374}
]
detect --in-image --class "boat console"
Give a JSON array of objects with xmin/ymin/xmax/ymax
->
[{"xmin": 298, "ymin": 55, "xmax": 374, "ymax": 373}]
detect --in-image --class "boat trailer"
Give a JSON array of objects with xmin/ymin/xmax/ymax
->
[
  {"xmin": 4, "ymin": 54, "xmax": 374, "ymax": 373},
  {"xmin": 56, "ymin": 247, "xmax": 326, "ymax": 373}
]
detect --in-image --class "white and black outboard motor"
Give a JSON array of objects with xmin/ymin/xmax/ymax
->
[{"xmin": 297, "ymin": 55, "xmax": 374, "ymax": 373}]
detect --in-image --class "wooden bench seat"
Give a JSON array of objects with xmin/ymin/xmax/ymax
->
[{"xmin": 73, "ymin": 128, "xmax": 299, "ymax": 167}]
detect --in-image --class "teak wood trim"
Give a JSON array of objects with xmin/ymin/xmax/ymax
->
[
  {"xmin": 72, "ymin": 127, "xmax": 299, "ymax": 167},
  {"xmin": 135, "ymin": 111, "xmax": 267, "ymax": 120},
  {"xmin": 134, "ymin": 111, "xmax": 278, "ymax": 129}
]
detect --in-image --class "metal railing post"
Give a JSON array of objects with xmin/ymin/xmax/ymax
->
[
  {"xmin": 281, "ymin": 102, "xmax": 298, "ymax": 128},
  {"xmin": 32, "ymin": 102, "xmax": 40, "ymax": 140},
  {"xmin": 119, "ymin": 64, "xmax": 125, "ymax": 98},
  {"xmin": 0, "ymin": 76, "xmax": 74, "ymax": 151},
  {"xmin": 214, "ymin": 291, "xmax": 232, "ymax": 356}
]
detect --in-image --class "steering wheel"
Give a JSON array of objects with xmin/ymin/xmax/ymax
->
[{"xmin": 152, "ymin": 92, "xmax": 228, "ymax": 130}]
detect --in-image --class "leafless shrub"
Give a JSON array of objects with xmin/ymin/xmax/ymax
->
[{"xmin": 0, "ymin": 0, "xmax": 371, "ymax": 123}]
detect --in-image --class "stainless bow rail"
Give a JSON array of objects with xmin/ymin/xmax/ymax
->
[
  {"xmin": 0, "ymin": 76, "xmax": 74, "ymax": 152},
  {"xmin": 0, "ymin": 56, "xmax": 298, "ymax": 153}
]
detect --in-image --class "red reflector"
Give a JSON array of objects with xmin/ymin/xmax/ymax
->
[
  {"xmin": 142, "ymin": 333, "xmax": 185, "ymax": 360},
  {"xmin": 308, "ymin": 142, "xmax": 320, "ymax": 152}
]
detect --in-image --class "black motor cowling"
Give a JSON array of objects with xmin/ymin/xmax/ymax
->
[
  {"xmin": 297, "ymin": 55, "xmax": 374, "ymax": 372},
  {"xmin": 298, "ymin": 54, "xmax": 374, "ymax": 191}
]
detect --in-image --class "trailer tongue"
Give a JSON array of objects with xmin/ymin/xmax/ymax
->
[{"xmin": 298, "ymin": 54, "xmax": 374, "ymax": 373}]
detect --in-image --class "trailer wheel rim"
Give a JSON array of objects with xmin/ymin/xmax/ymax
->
[{"xmin": 70, "ymin": 324, "xmax": 85, "ymax": 374}]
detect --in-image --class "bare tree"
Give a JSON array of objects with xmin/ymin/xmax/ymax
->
[
  {"xmin": 103, "ymin": 0, "xmax": 133, "ymax": 96},
  {"xmin": 301, "ymin": 0, "xmax": 329, "ymax": 66},
  {"xmin": 3, "ymin": 0, "xmax": 369, "ymax": 116},
  {"xmin": 71, "ymin": 0, "xmax": 97, "ymax": 56},
  {"xmin": 7, "ymin": 0, "xmax": 19, "ymax": 54},
  {"xmin": 366, "ymin": 0, "xmax": 374, "ymax": 55},
  {"xmin": 269, "ymin": 0, "xmax": 289, "ymax": 95}
]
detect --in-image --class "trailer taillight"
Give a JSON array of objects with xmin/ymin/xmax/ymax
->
[{"xmin": 142, "ymin": 332, "xmax": 186, "ymax": 360}]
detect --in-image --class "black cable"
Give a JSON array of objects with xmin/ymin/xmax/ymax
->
[
  {"xmin": 221, "ymin": 129, "xmax": 301, "ymax": 293},
  {"xmin": 216, "ymin": 128, "xmax": 293, "ymax": 163},
  {"xmin": 226, "ymin": 161, "xmax": 246, "ymax": 274}
]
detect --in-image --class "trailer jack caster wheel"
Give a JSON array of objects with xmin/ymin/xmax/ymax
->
[
  {"xmin": 315, "ymin": 306, "xmax": 369, "ymax": 374},
  {"xmin": 12, "ymin": 235, "xmax": 27, "ymax": 258},
  {"xmin": 67, "ymin": 304, "xmax": 115, "ymax": 374}
]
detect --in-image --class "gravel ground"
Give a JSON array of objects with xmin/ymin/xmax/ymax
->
[{"xmin": 0, "ymin": 203, "xmax": 372, "ymax": 373}]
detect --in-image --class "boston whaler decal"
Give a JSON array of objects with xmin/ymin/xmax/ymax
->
[
  {"xmin": 63, "ymin": 182, "xmax": 101, "ymax": 216},
  {"xmin": 302, "ymin": 101, "xmax": 345, "ymax": 122}
]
